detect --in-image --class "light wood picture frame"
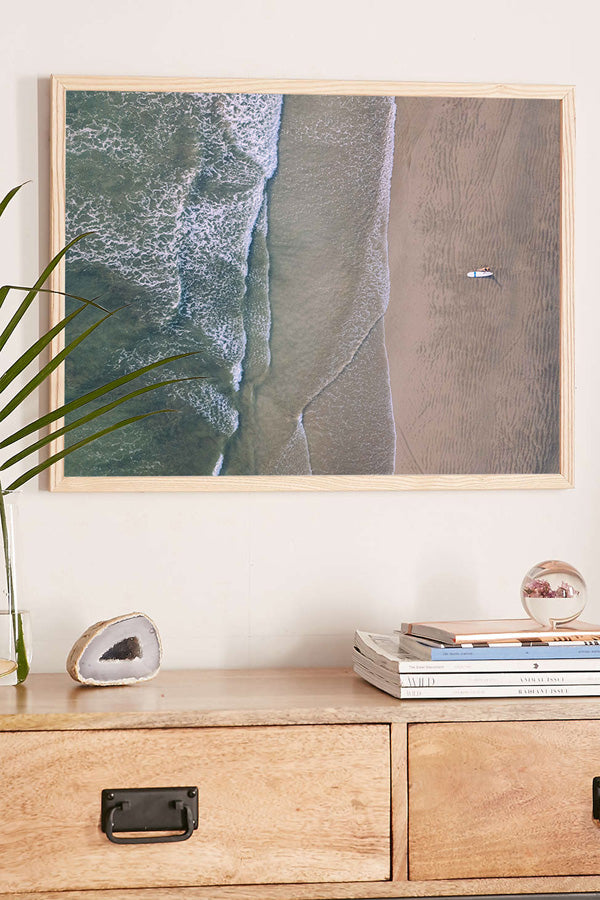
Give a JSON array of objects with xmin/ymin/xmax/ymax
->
[{"xmin": 48, "ymin": 77, "xmax": 574, "ymax": 492}]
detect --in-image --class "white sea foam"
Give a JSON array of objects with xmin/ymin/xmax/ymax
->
[
  {"xmin": 173, "ymin": 381, "xmax": 239, "ymax": 438},
  {"xmin": 272, "ymin": 415, "xmax": 312, "ymax": 475},
  {"xmin": 66, "ymin": 92, "xmax": 282, "ymax": 335},
  {"xmin": 232, "ymin": 361, "xmax": 243, "ymax": 390},
  {"xmin": 218, "ymin": 93, "xmax": 282, "ymax": 178},
  {"xmin": 65, "ymin": 90, "xmax": 283, "ymax": 461}
]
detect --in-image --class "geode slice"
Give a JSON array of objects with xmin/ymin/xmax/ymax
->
[{"xmin": 66, "ymin": 612, "xmax": 162, "ymax": 686}]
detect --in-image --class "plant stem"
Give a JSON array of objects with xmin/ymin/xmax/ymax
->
[
  {"xmin": 0, "ymin": 483, "xmax": 28, "ymax": 681},
  {"xmin": 0, "ymin": 482, "xmax": 15, "ymax": 625}
]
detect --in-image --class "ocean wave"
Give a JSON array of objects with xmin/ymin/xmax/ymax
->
[
  {"xmin": 64, "ymin": 91, "xmax": 396, "ymax": 475},
  {"xmin": 65, "ymin": 90, "xmax": 283, "ymax": 468},
  {"xmin": 172, "ymin": 381, "xmax": 239, "ymax": 438}
]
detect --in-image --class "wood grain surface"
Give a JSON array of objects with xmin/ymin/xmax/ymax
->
[
  {"xmin": 5, "ymin": 669, "xmax": 600, "ymax": 730},
  {"xmin": 390, "ymin": 723, "xmax": 408, "ymax": 880},
  {"xmin": 49, "ymin": 77, "xmax": 572, "ymax": 97},
  {"xmin": 48, "ymin": 74, "xmax": 66, "ymax": 491},
  {"xmin": 4, "ymin": 667, "xmax": 600, "ymax": 899},
  {"xmin": 47, "ymin": 473, "xmax": 572, "ymax": 491},
  {"xmin": 47, "ymin": 78, "xmax": 574, "ymax": 492},
  {"xmin": 409, "ymin": 720, "xmax": 600, "ymax": 879},
  {"xmin": 8, "ymin": 873, "xmax": 600, "ymax": 900},
  {"xmin": 0, "ymin": 724, "xmax": 390, "ymax": 892}
]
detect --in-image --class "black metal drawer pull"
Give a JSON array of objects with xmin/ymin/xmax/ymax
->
[
  {"xmin": 101, "ymin": 787, "xmax": 198, "ymax": 845},
  {"xmin": 593, "ymin": 777, "xmax": 600, "ymax": 821}
]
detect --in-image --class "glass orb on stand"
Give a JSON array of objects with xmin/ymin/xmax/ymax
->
[{"xmin": 521, "ymin": 560, "xmax": 587, "ymax": 629}]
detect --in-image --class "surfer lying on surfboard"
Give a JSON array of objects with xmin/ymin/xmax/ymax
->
[{"xmin": 467, "ymin": 266, "xmax": 501, "ymax": 286}]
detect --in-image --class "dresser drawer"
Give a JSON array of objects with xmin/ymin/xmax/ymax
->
[
  {"xmin": 0, "ymin": 724, "xmax": 390, "ymax": 892},
  {"xmin": 408, "ymin": 720, "xmax": 600, "ymax": 880}
]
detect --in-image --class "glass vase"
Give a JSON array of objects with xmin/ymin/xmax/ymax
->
[
  {"xmin": 0, "ymin": 610, "xmax": 31, "ymax": 684},
  {"xmin": 0, "ymin": 493, "xmax": 31, "ymax": 684}
]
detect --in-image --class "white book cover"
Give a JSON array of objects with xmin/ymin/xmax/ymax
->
[
  {"xmin": 352, "ymin": 648, "xmax": 600, "ymax": 687},
  {"xmin": 355, "ymin": 630, "xmax": 600, "ymax": 673},
  {"xmin": 353, "ymin": 659, "xmax": 600, "ymax": 700}
]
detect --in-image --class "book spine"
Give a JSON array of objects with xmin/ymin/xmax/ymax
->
[
  {"xmin": 355, "ymin": 635, "xmax": 600, "ymax": 672},
  {"xmin": 430, "ymin": 645, "xmax": 600, "ymax": 660},
  {"xmin": 400, "ymin": 671, "xmax": 600, "ymax": 687},
  {"xmin": 401, "ymin": 683, "xmax": 600, "ymax": 699},
  {"xmin": 393, "ymin": 658, "xmax": 600, "ymax": 673}
]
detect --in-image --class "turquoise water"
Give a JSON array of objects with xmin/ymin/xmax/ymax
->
[{"xmin": 64, "ymin": 91, "xmax": 396, "ymax": 476}]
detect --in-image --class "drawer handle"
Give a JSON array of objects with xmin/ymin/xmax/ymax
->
[
  {"xmin": 593, "ymin": 777, "xmax": 600, "ymax": 822},
  {"xmin": 101, "ymin": 787, "xmax": 198, "ymax": 845},
  {"xmin": 106, "ymin": 800, "xmax": 195, "ymax": 844}
]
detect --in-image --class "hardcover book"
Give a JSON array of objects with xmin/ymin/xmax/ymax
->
[
  {"xmin": 396, "ymin": 632, "xmax": 600, "ymax": 661},
  {"xmin": 400, "ymin": 618, "xmax": 600, "ymax": 644}
]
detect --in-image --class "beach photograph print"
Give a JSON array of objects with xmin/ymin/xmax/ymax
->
[{"xmin": 56, "ymin": 84, "xmax": 565, "ymax": 484}]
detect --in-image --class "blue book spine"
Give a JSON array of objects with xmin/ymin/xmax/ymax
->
[{"xmin": 431, "ymin": 644, "xmax": 600, "ymax": 660}]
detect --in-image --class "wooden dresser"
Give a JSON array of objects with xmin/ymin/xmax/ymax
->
[{"xmin": 2, "ymin": 667, "xmax": 600, "ymax": 899}]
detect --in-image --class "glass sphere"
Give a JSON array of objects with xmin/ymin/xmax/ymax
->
[{"xmin": 521, "ymin": 560, "xmax": 586, "ymax": 629}]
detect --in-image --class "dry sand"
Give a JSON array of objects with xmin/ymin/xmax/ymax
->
[{"xmin": 385, "ymin": 97, "xmax": 561, "ymax": 475}]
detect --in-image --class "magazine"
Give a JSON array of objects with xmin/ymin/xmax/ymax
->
[{"xmin": 355, "ymin": 630, "xmax": 600, "ymax": 672}]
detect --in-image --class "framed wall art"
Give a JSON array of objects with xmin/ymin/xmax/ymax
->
[{"xmin": 48, "ymin": 77, "xmax": 574, "ymax": 491}]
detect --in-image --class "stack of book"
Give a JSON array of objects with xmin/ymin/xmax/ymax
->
[{"xmin": 353, "ymin": 618, "xmax": 600, "ymax": 699}]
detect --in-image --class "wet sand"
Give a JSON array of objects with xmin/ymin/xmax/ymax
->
[{"xmin": 247, "ymin": 94, "xmax": 397, "ymax": 475}]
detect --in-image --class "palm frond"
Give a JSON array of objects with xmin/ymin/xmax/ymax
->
[
  {"xmin": 0, "ymin": 377, "xmax": 203, "ymax": 470},
  {"xmin": 0, "ymin": 304, "xmax": 87, "ymax": 395},
  {"xmin": 6, "ymin": 410, "xmax": 173, "ymax": 491},
  {"xmin": 0, "ymin": 183, "xmax": 29, "ymax": 220},
  {"xmin": 0, "ymin": 351, "xmax": 198, "ymax": 450},
  {"xmin": 1, "ymin": 284, "xmax": 107, "ymax": 312},
  {"xmin": 0, "ymin": 232, "xmax": 92, "ymax": 353},
  {"xmin": 0, "ymin": 308, "xmax": 121, "ymax": 425}
]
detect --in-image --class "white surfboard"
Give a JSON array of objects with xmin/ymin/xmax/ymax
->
[{"xmin": 467, "ymin": 269, "xmax": 494, "ymax": 278}]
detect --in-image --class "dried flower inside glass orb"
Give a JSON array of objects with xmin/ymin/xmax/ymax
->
[{"xmin": 521, "ymin": 560, "xmax": 586, "ymax": 628}]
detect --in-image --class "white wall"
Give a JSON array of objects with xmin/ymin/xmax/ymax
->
[{"xmin": 2, "ymin": 0, "xmax": 598, "ymax": 672}]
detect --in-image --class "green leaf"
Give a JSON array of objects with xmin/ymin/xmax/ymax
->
[
  {"xmin": 0, "ymin": 304, "xmax": 87, "ymax": 395},
  {"xmin": 0, "ymin": 308, "xmax": 120, "ymax": 425},
  {"xmin": 0, "ymin": 377, "xmax": 203, "ymax": 470},
  {"xmin": 0, "ymin": 183, "xmax": 29, "ymax": 220},
  {"xmin": 15, "ymin": 613, "xmax": 29, "ymax": 682},
  {"xmin": 6, "ymin": 410, "xmax": 173, "ymax": 491},
  {"xmin": 0, "ymin": 351, "xmax": 198, "ymax": 449},
  {"xmin": 1, "ymin": 284, "xmax": 107, "ymax": 312},
  {"xmin": 0, "ymin": 232, "xmax": 92, "ymax": 354}
]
